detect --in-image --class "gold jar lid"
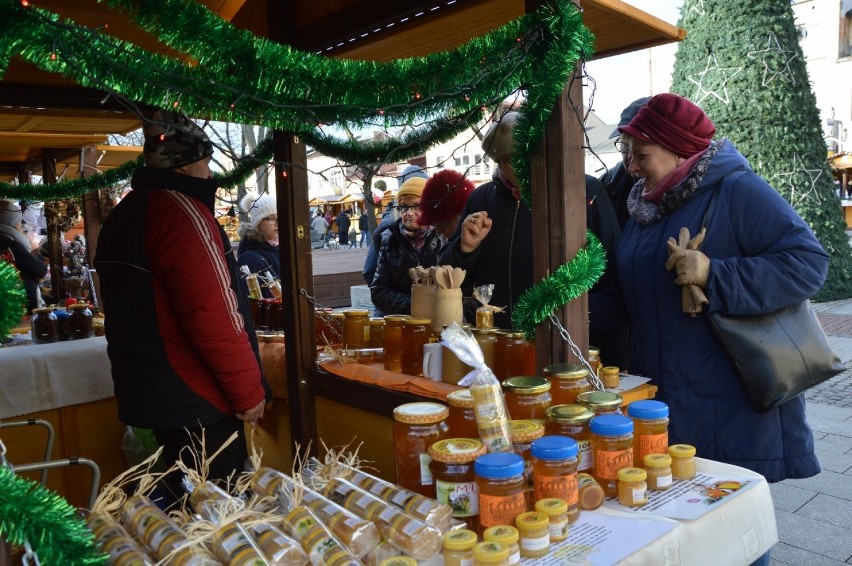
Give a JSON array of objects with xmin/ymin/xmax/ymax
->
[
  {"xmin": 576, "ymin": 390, "xmax": 623, "ymax": 411},
  {"xmin": 343, "ymin": 309, "xmax": 369, "ymax": 317},
  {"xmin": 69, "ymin": 303, "xmax": 91, "ymax": 311},
  {"xmin": 544, "ymin": 404, "xmax": 594, "ymax": 425},
  {"xmin": 32, "ymin": 307, "xmax": 53, "ymax": 315},
  {"xmin": 535, "ymin": 497, "xmax": 568, "ymax": 516},
  {"xmin": 508, "ymin": 419, "xmax": 545, "ymax": 442},
  {"xmin": 447, "ymin": 389, "xmax": 474, "ymax": 408},
  {"xmin": 428, "ymin": 438, "xmax": 486, "ymax": 463},
  {"xmin": 514, "ymin": 511, "xmax": 549, "ymax": 530},
  {"xmin": 644, "ymin": 453, "xmax": 673, "ymax": 468},
  {"xmin": 383, "ymin": 314, "xmax": 410, "ymax": 322},
  {"xmin": 589, "ymin": 346, "xmax": 600, "ymax": 356},
  {"xmin": 543, "ymin": 363, "xmax": 589, "ymax": 381},
  {"xmin": 443, "ymin": 529, "xmax": 478, "ymax": 551},
  {"xmin": 502, "ymin": 376, "xmax": 551, "ymax": 394},
  {"xmin": 369, "ymin": 318, "xmax": 385, "ymax": 326},
  {"xmin": 617, "ymin": 467, "xmax": 647, "ymax": 482},
  {"xmin": 482, "ymin": 525, "xmax": 519, "ymax": 545},
  {"xmin": 472, "ymin": 542, "xmax": 509, "ymax": 562},
  {"xmin": 472, "ymin": 327, "xmax": 499, "ymax": 335},
  {"xmin": 403, "ymin": 317, "xmax": 432, "ymax": 325},
  {"xmin": 393, "ymin": 402, "xmax": 449, "ymax": 424},
  {"xmin": 668, "ymin": 444, "xmax": 696, "ymax": 458},
  {"xmin": 379, "ymin": 557, "xmax": 417, "ymax": 566},
  {"xmin": 330, "ymin": 312, "xmax": 345, "ymax": 319}
]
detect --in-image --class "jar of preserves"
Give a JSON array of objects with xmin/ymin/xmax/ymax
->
[
  {"xmin": 392, "ymin": 402, "xmax": 450, "ymax": 498},
  {"xmin": 576, "ymin": 472, "xmax": 605, "ymax": 510},
  {"xmin": 314, "ymin": 307, "xmax": 336, "ymax": 344},
  {"xmin": 589, "ymin": 414, "xmax": 634, "ymax": 498},
  {"xmin": 383, "ymin": 315, "xmax": 410, "ymax": 372},
  {"xmin": 54, "ymin": 307, "xmax": 69, "ymax": 341},
  {"xmin": 256, "ymin": 298, "xmax": 271, "ymax": 331},
  {"xmin": 368, "ymin": 318, "xmax": 385, "ymax": 348},
  {"xmin": 442, "ymin": 529, "xmax": 477, "ymax": 566},
  {"xmin": 644, "ymin": 453, "xmax": 673, "ymax": 491},
  {"xmin": 628, "ymin": 400, "xmax": 669, "ymax": 467},
  {"xmin": 543, "ymin": 404, "xmax": 595, "ymax": 473},
  {"xmin": 508, "ymin": 419, "xmax": 544, "ymax": 511},
  {"xmin": 442, "ymin": 324, "xmax": 473, "ymax": 385},
  {"xmin": 429, "ymin": 438, "xmax": 487, "ymax": 534},
  {"xmin": 472, "ymin": 541, "xmax": 509, "ymax": 566},
  {"xmin": 474, "ymin": 453, "xmax": 526, "ymax": 531},
  {"xmin": 617, "ymin": 467, "xmax": 648, "ymax": 507},
  {"xmin": 472, "ymin": 327, "xmax": 498, "ymax": 370},
  {"xmin": 576, "ymin": 390, "xmax": 624, "ymax": 416},
  {"xmin": 588, "ymin": 346, "xmax": 601, "ymax": 377},
  {"xmin": 504, "ymin": 332, "xmax": 530, "ymax": 379},
  {"xmin": 476, "ymin": 306, "xmax": 494, "ymax": 329},
  {"xmin": 491, "ymin": 331, "xmax": 511, "ymax": 380},
  {"xmin": 600, "ymin": 366, "xmax": 621, "ymax": 389},
  {"xmin": 514, "ymin": 511, "xmax": 550, "ymax": 558},
  {"xmin": 68, "ymin": 303, "xmax": 94, "ymax": 339},
  {"xmin": 668, "ymin": 444, "xmax": 697, "ymax": 480},
  {"xmin": 482, "ymin": 526, "xmax": 520, "ymax": 566},
  {"xmin": 534, "ymin": 498, "xmax": 569, "ymax": 542},
  {"xmin": 447, "ymin": 389, "xmax": 479, "ymax": 439},
  {"xmin": 543, "ymin": 364, "xmax": 591, "ymax": 405},
  {"xmin": 379, "ymin": 557, "xmax": 416, "ymax": 566},
  {"xmin": 400, "ymin": 318, "xmax": 431, "ymax": 376},
  {"xmin": 530, "ymin": 436, "xmax": 579, "ymax": 524},
  {"xmin": 342, "ymin": 309, "xmax": 370, "ymax": 349},
  {"xmin": 502, "ymin": 376, "xmax": 551, "ymax": 421},
  {"xmin": 31, "ymin": 307, "xmax": 58, "ymax": 344}
]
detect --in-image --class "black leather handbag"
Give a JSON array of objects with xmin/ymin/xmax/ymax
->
[{"xmin": 700, "ymin": 173, "xmax": 844, "ymax": 412}]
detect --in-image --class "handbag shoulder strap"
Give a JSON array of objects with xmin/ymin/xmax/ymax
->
[{"xmin": 700, "ymin": 169, "xmax": 749, "ymax": 236}]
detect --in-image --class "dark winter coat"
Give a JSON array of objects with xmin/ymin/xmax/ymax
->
[
  {"xmin": 617, "ymin": 140, "xmax": 826, "ymax": 482},
  {"xmin": 370, "ymin": 220, "xmax": 441, "ymax": 315},
  {"xmin": 600, "ymin": 161, "xmax": 634, "ymax": 230},
  {"xmin": 336, "ymin": 213, "xmax": 351, "ymax": 245},
  {"xmin": 0, "ymin": 225, "xmax": 46, "ymax": 312},
  {"xmin": 363, "ymin": 211, "xmax": 395, "ymax": 284},
  {"xmin": 237, "ymin": 237, "xmax": 281, "ymax": 299}
]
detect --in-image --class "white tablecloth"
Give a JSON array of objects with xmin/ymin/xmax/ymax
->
[{"xmin": 0, "ymin": 337, "xmax": 113, "ymax": 418}]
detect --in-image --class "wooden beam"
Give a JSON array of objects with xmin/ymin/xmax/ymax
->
[
  {"xmin": 0, "ymin": 133, "xmax": 108, "ymax": 148},
  {"xmin": 14, "ymin": 116, "xmax": 49, "ymax": 133}
]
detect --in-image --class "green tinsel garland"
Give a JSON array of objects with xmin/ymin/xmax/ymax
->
[
  {"xmin": 512, "ymin": 231, "xmax": 606, "ymax": 340},
  {"xmin": 0, "ymin": 465, "xmax": 107, "ymax": 565},
  {"xmin": 0, "ymin": 262, "xmax": 26, "ymax": 339}
]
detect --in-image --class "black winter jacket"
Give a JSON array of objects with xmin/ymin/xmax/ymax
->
[
  {"xmin": 370, "ymin": 221, "xmax": 441, "ymax": 315},
  {"xmin": 237, "ymin": 237, "xmax": 281, "ymax": 299}
]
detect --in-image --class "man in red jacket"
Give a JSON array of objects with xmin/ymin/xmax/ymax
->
[{"xmin": 95, "ymin": 110, "xmax": 270, "ymax": 508}]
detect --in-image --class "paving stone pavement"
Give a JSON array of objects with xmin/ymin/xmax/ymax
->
[{"xmin": 768, "ymin": 298, "xmax": 852, "ymax": 565}]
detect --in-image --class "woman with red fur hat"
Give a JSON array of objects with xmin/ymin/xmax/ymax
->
[{"xmin": 418, "ymin": 169, "xmax": 475, "ymax": 241}]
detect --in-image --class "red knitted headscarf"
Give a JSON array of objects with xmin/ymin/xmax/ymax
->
[
  {"xmin": 619, "ymin": 93, "xmax": 716, "ymax": 158},
  {"xmin": 418, "ymin": 169, "xmax": 475, "ymax": 227}
]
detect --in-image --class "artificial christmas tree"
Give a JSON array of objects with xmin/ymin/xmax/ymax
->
[{"xmin": 671, "ymin": 0, "xmax": 852, "ymax": 300}]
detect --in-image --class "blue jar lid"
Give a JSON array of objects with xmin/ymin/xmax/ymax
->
[
  {"xmin": 474, "ymin": 452, "xmax": 525, "ymax": 479},
  {"xmin": 627, "ymin": 400, "xmax": 669, "ymax": 420},
  {"xmin": 530, "ymin": 435, "xmax": 578, "ymax": 460},
  {"xmin": 589, "ymin": 414, "xmax": 633, "ymax": 436}
]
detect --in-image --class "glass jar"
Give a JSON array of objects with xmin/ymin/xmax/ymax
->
[
  {"xmin": 400, "ymin": 318, "xmax": 431, "ymax": 376},
  {"xmin": 576, "ymin": 473, "xmax": 605, "ymax": 510},
  {"xmin": 600, "ymin": 366, "xmax": 621, "ymax": 389},
  {"xmin": 534, "ymin": 498, "xmax": 569, "ymax": 542},
  {"xmin": 576, "ymin": 390, "xmax": 624, "ymax": 416},
  {"xmin": 266, "ymin": 299, "xmax": 282, "ymax": 331},
  {"xmin": 644, "ymin": 453, "xmax": 673, "ymax": 491},
  {"xmin": 474, "ymin": 453, "xmax": 526, "ymax": 531},
  {"xmin": 588, "ymin": 347, "xmax": 601, "ymax": 377},
  {"xmin": 514, "ymin": 511, "xmax": 550, "ymax": 559},
  {"xmin": 627, "ymin": 400, "xmax": 669, "ymax": 467},
  {"xmin": 530, "ymin": 436, "xmax": 579, "ymax": 524},
  {"xmin": 504, "ymin": 332, "xmax": 529, "ymax": 379},
  {"xmin": 442, "ymin": 529, "xmax": 477, "ymax": 566},
  {"xmin": 256, "ymin": 298, "xmax": 271, "ymax": 331},
  {"xmin": 68, "ymin": 303, "xmax": 93, "ymax": 340},
  {"xmin": 447, "ymin": 389, "xmax": 479, "ymax": 439},
  {"xmin": 492, "ymin": 331, "xmax": 511, "ymax": 380},
  {"xmin": 617, "ymin": 467, "xmax": 648, "ymax": 507},
  {"xmin": 482, "ymin": 526, "xmax": 520, "ymax": 566},
  {"xmin": 379, "ymin": 557, "xmax": 416, "ymax": 566},
  {"xmin": 472, "ymin": 327, "xmax": 498, "ymax": 371},
  {"xmin": 392, "ymin": 402, "xmax": 450, "ymax": 498},
  {"xmin": 314, "ymin": 307, "xmax": 336, "ymax": 344},
  {"xmin": 429, "ymin": 438, "xmax": 486, "ymax": 534},
  {"xmin": 442, "ymin": 324, "xmax": 473, "ymax": 385},
  {"xmin": 383, "ymin": 315, "xmax": 410, "ymax": 372},
  {"xmin": 53, "ymin": 307, "xmax": 69, "ymax": 341},
  {"xmin": 469, "ymin": 382, "xmax": 512, "ymax": 453},
  {"xmin": 472, "ymin": 541, "xmax": 509, "ymax": 566},
  {"xmin": 543, "ymin": 404, "xmax": 595, "ymax": 473},
  {"xmin": 589, "ymin": 414, "xmax": 634, "ymax": 498},
  {"xmin": 476, "ymin": 306, "xmax": 494, "ymax": 329},
  {"xmin": 508, "ymin": 420, "xmax": 544, "ymax": 512},
  {"xmin": 31, "ymin": 307, "xmax": 58, "ymax": 344},
  {"xmin": 502, "ymin": 376, "xmax": 551, "ymax": 421},
  {"xmin": 543, "ymin": 363, "xmax": 591, "ymax": 405},
  {"xmin": 342, "ymin": 308, "xmax": 370, "ymax": 349},
  {"xmin": 668, "ymin": 444, "xmax": 697, "ymax": 480},
  {"xmin": 368, "ymin": 318, "xmax": 385, "ymax": 348}
]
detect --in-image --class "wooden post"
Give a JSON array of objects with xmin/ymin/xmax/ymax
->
[
  {"xmin": 79, "ymin": 145, "xmax": 103, "ymax": 307},
  {"xmin": 41, "ymin": 150, "xmax": 64, "ymax": 303}
]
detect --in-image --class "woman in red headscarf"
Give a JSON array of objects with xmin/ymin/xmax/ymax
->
[{"xmin": 616, "ymin": 94, "xmax": 827, "ymax": 489}]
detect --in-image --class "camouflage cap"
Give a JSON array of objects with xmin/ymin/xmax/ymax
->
[{"xmin": 142, "ymin": 109, "xmax": 214, "ymax": 169}]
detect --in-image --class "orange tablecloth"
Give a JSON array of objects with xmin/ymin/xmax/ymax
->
[{"xmin": 318, "ymin": 359, "xmax": 462, "ymax": 401}]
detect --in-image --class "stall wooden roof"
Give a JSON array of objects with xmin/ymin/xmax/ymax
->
[{"xmin": 0, "ymin": 0, "xmax": 684, "ymax": 182}]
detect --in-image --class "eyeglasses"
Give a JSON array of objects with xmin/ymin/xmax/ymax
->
[
  {"xmin": 396, "ymin": 204, "xmax": 421, "ymax": 214},
  {"xmin": 264, "ymin": 217, "xmax": 278, "ymax": 226},
  {"xmin": 614, "ymin": 141, "xmax": 630, "ymax": 154}
]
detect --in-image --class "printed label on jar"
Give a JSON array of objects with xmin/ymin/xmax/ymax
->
[
  {"xmin": 638, "ymin": 433, "xmax": 669, "ymax": 457},
  {"xmin": 374, "ymin": 504, "xmax": 400, "ymax": 525},
  {"xmin": 534, "ymin": 474, "xmax": 578, "ymax": 506},
  {"xmin": 478, "ymin": 492, "xmax": 527, "ymax": 527},
  {"xmin": 252, "ymin": 468, "xmax": 284, "ymax": 496},
  {"xmin": 577, "ymin": 439, "xmax": 592, "ymax": 471},
  {"xmin": 419, "ymin": 452, "xmax": 434, "ymax": 485},
  {"xmin": 548, "ymin": 519, "xmax": 569, "ymax": 540},
  {"xmin": 406, "ymin": 495, "xmax": 438, "ymax": 518},
  {"xmin": 388, "ymin": 487, "xmax": 415, "ymax": 508},
  {"xmin": 435, "ymin": 480, "xmax": 479, "ymax": 517},
  {"xmin": 654, "ymin": 474, "xmax": 673, "ymax": 489},
  {"xmin": 631, "ymin": 487, "xmax": 647, "ymax": 505},
  {"xmin": 520, "ymin": 535, "xmax": 550, "ymax": 551},
  {"xmin": 389, "ymin": 512, "xmax": 423, "ymax": 536},
  {"xmin": 508, "ymin": 549, "xmax": 521, "ymax": 564},
  {"xmin": 594, "ymin": 448, "xmax": 633, "ymax": 479}
]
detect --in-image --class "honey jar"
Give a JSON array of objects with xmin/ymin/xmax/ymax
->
[
  {"xmin": 383, "ymin": 315, "xmax": 410, "ymax": 372},
  {"xmin": 514, "ymin": 511, "xmax": 550, "ymax": 558},
  {"xmin": 442, "ymin": 529, "xmax": 478, "ymax": 566},
  {"xmin": 668, "ymin": 444, "xmax": 697, "ymax": 480},
  {"xmin": 543, "ymin": 363, "xmax": 591, "ymax": 405},
  {"xmin": 530, "ymin": 436, "xmax": 579, "ymax": 524},
  {"xmin": 543, "ymin": 404, "xmax": 595, "ymax": 473},
  {"xmin": 576, "ymin": 390, "xmax": 623, "ymax": 416},
  {"xmin": 589, "ymin": 414, "xmax": 634, "ymax": 498},
  {"xmin": 482, "ymin": 526, "xmax": 520, "ymax": 566},
  {"xmin": 492, "ymin": 331, "xmax": 511, "ymax": 380},
  {"xmin": 368, "ymin": 318, "xmax": 385, "ymax": 348},
  {"xmin": 534, "ymin": 498, "xmax": 569, "ymax": 542},
  {"xmin": 476, "ymin": 306, "xmax": 494, "ymax": 329},
  {"xmin": 472, "ymin": 327, "xmax": 498, "ymax": 370},
  {"xmin": 600, "ymin": 366, "xmax": 621, "ymax": 389},
  {"xmin": 502, "ymin": 376, "xmax": 551, "ymax": 421},
  {"xmin": 508, "ymin": 420, "xmax": 545, "ymax": 511},
  {"xmin": 429, "ymin": 439, "xmax": 486, "ymax": 534},
  {"xmin": 400, "ymin": 318, "xmax": 431, "ymax": 376},
  {"xmin": 504, "ymin": 332, "xmax": 530, "ymax": 379},
  {"xmin": 68, "ymin": 303, "xmax": 94, "ymax": 340},
  {"xmin": 588, "ymin": 347, "xmax": 601, "ymax": 377},
  {"xmin": 314, "ymin": 307, "xmax": 337, "ymax": 344},
  {"xmin": 31, "ymin": 307, "xmax": 58, "ymax": 344},
  {"xmin": 627, "ymin": 400, "xmax": 669, "ymax": 467},
  {"xmin": 472, "ymin": 541, "xmax": 510, "ymax": 565},
  {"xmin": 644, "ymin": 453, "xmax": 673, "ymax": 491},
  {"xmin": 442, "ymin": 324, "xmax": 473, "ymax": 385},
  {"xmin": 392, "ymin": 402, "xmax": 449, "ymax": 498},
  {"xmin": 447, "ymin": 389, "xmax": 479, "ymax": 439},
  {"xmin": 474, "ymin": 453, "xmax": 526, "ymax": 531},
  {"xmin": 616, "ymin": 467, "xmax": 648, "ymax": 507},
  {"xmin": 576, "ymin": 472, "xmax": 605, "ymax": 510},
  {"xmin": 342, "ymin": 309, "xmax": 370, "ymax": 349}
]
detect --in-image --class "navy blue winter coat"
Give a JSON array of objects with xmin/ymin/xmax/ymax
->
[
  {"xmin": 617, "ymin": 140, "xmax": 827, "ymax": 482},
  {"xmin": 237, "ymin": 237, "xmax": 280, "ymax": 299}
]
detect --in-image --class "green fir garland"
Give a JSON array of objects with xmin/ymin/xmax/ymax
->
[
  {"xmin": 512, "ymin": 231, "xmax": 606, "ymax": 340},
  {"xmin": 0, "ymin": 465, "xmax": 107, "ymax": 565},
  {"xmin": 0, "ymin": 262, "xmax": 26, "ymax": 338}
]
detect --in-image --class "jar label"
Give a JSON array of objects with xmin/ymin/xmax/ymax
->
[
  {"xmin": 534, "ymin": 473, "xmax": 578, "ymax": 506},
  {"xmin": 508, "ymin": 549, "xmax": 521, "ymax": 565},
  {"xmin": 630, "ymin": 487, "xmax": 647, "ymax": 505},
  {"xmin": 520, "ymin": 535, "xmax": 549, "ymax": 551},
  {"xmin": 638, "ymin": 433, "xmax": 669, "ymax": 458},
  {"xmin": 654, "ymin": 474, "xmax": 673, "ymax": 488},
  {"xmin": 577, "ymin": 439, "xmax": 592, "ymax": 471},
  {"xmin": 594, "ymin": 448, "xmax": 633, "ymax": 480},
  {"xmin": 388, "ymin": 487, "xmax": 415, "ymax": 508},
  {"xmin": 548, "ymin": 518, "xmax": 569, "ymax": 540},
  {"xmin": 435, "ymin": 480, "xmax": 479, "ymax": 517},
  {"xmin": 479, "ymin": 492, "xmax": 526, "ymax": 527},
  {"xmin": 419, "ymin": 453, "xmax": 434, "ymax": 485}
]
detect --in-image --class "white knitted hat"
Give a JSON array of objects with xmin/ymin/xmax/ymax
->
[
  {"xmin": 240, "ymin": 191, "xmax": 277, "ymax": 230},
  {"xmin": 481, "ymin": 111, "xmax": 519, "ymax": 161}
]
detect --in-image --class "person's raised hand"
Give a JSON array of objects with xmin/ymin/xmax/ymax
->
[
  {"xmin": 459, "ymin": 211, "xmax": 492, "ymax": 254},
  {"xmin": 236, "ymin": 399, "xmax": 265, "ymax": 428}
]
